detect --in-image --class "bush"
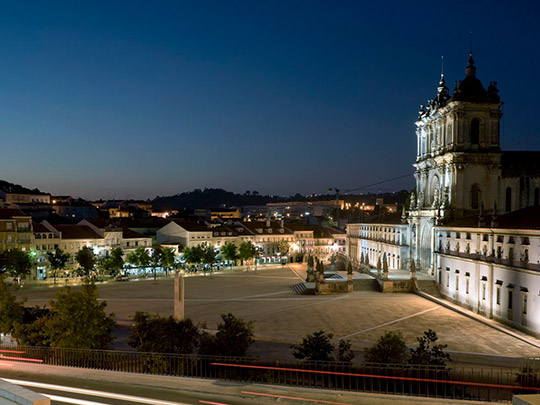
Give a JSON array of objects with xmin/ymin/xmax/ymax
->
[
  {"xmin": 0, "ymin": 276, "xmax": 24, "ymax": 335},
  {"xmin": 364, "ymin": 331, "xmax": 408, "ymax": 364},
  {"xmin": 291, "ymin": 330, "xmax": 355, "ymax": 363},
  {"xmin": 199, "ymin": 313, "xmax": 255, "ymax": 357},
  {"xmin": 128, "ymin": 312, "xmax": 201, "ymax": 354},
  {"xmin": 409, "ymin": 329, "xmax": 450, "ymax": 366}
]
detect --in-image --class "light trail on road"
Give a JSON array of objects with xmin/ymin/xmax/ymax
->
[
  {"xmin": 211, "ymin": 362, "xmax": 540, "ymax": 392},
  {"xmin": 43, "ymin": 394, "xmax": 111, "ymax": 405},
  {"xmin": 242, "ymin": 391, "xmax": 356, "ymax": 404},
  {"xmin": 3, "ymin": 378, "xmax": 191, "ymax": 405},
  {"xmin": 0, "ymin": 355, "xmax": 43, "ymax": 363}
]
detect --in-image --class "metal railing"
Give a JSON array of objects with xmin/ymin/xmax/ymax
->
[{"xmin": 2, "ymin": 345, "xmax": 539, "ymax": 402}]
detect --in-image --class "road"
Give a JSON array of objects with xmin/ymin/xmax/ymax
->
[{"xmin": 0, "ymin": 361, "xmax": 491, "ymax": 405}]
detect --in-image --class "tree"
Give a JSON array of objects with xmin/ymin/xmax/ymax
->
[
  {"xmin": 2, "ymin": 249, "xmax": 33, "ymax": 280},
  {"xmin": 291, "ymin": 330, "xmax": 355, "ymax": 363},
  {"xmin": 128, "ymin": 312, "xmax": 201, "ymax": 354},
  {"xmin": 126, "ymin": 251, "xmax": 140, "ymax": 269},
  {"xmin": 108, "ymin": 247, "xmax": 125, "ymax": 275},
  {"xmin": 46, "ymin": 248, "xmax": 70, "ymax": 282},
  {"xmin": 150, "ymin": 247, "xmax": 163, "ymax": 281},
  {"xmin": 337, "ymin": 339, "xmax": 355, "ymax": 363},
  {"xmin": 200, "ymin": 242, "xmax": 217, "ymax": 267},
  {"xmin": 409, "ymin": 329, "xmax": 451, "ymax": 366},
  {"xmin": 0, "ymin": 276, "xmax": 24, "ymax": 335},
  {"xmin": 364, "ymin": 331, "xmax": 409, "ymax": 364},
  {"xmin": 161, "ymin": 247, "xmax": 176, "ymax": 275},
  {"xmin": 33, "ymin": 281, "xmax": 115, "ymax": 349},
  {"xmin": 274, "ymin": 240, "xmax": 290, "ymax": 257},
  {"xmin": 200, "ymin": 313, "xmax": 255, "ymax": 357},
  {"xmin": 135, "ymin": 247, "xmax": 151, "ymax": 271},
  {"xmin": 292, "ymin": 330, "xmax": 335, "ymax": 362},
  {"xmin": 182, "ymin": 246, "xmax": 196, "ymax": 265},
  {"xmin": 239, "ymin": 241, "xmax": 258, "ymax": 266},
  {"xmin": 221, "ymin": 241, "xmax": 239, "ymax": 267},
  {"xmin": 75, "ymin": 246, "xmax": 96, "ymax": 277}
]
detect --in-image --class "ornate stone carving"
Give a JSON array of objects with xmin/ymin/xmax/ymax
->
[
  {"xmin": 417, "ymin": 191, "xmax": 424, "ymax": 208},
  {"xmin": 432, "ymin": 187, "xmax": 440, "ymax": 208}
]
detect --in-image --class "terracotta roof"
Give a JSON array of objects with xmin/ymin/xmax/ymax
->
[
  {"xmin": 441, "ymin": 206, "xmax": 540, "ymax": 230},
  {"xmin": 495, "ymin": 206, "xmax": 540, "ymax": 229},
  {"xmin": 54, "ymin": 225, "xmax": 102, "ymax": 240},
  {"xmin": 32, "ymin": 223, "xmax": 51, "ymax": 233},
  {"xmin": 122, "ymin": 228, "xmax": 147, "ymax": 239},
  {"xmin": 172, "ymin": 221, "xmax": 210, "ymax": 232},
  {"xmin": 286, "ymin": 223, "xmax": 344, "ymax": 238},
  {"xmin": 0, "ymin": 208, "xmax": 28, "ymax": 219},
  {"xmin": 362, "ymin": 211, "xmax": 403, "ymax": 225},
  {"xmin": 83, "ymin": 219, "xmax": 110, "ymax": 229},
  {"xmin": 501, "ymin": 152, "xmax": 540, "ymax": 178},
  {"xmin": 239, "ymin": 221, "xmax": 293, "ymax": 235},
  {"xmin": 112, "ymin": 217, "xmax": 169, "ymax": 228}
]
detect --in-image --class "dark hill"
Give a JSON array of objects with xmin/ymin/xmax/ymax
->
[{"xmin": 153, "ymin": 188, "xmax": 286, "ymax": 210}]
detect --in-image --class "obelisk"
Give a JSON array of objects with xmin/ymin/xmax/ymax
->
[{"xmin": 174, "ymin": 271, "xmax": 184, "ymax": 320}]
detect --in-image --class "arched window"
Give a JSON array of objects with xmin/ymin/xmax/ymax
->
[
  {"xmin": 535, "ymin": 188, "xmax": 539, "ymax": 206},
  {"xmin": 470, "ymin": 185, "xmax": 481, "ymax": 209},
  {"xmin": 471, "ymin": 119, "xmax": 480, "ymax": 146},
  {"xmin": 506, "ymin": 187, "xmax": 512, "ymax": 212}
]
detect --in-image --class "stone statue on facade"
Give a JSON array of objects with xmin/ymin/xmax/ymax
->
[
  {"xmin": 417, "ymin": 191, "xmax": 424, "ymax": 208},
  {"xmin": 441, "ymin": 187, "xmax": 449, "ymax": 208},
  {"xmin": 409, "ymin": 191, "xmax": 416, "ymax": 210},
  {"xmin": 432, "ymin": 187, "xmax": 440, "ymax": 208}
]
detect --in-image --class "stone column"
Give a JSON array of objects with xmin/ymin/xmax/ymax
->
[{"xmin": 174, "ymin": 271, "xmax": 184, "ymax": 321}]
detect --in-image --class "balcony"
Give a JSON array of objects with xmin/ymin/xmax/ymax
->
[{"xmin": 437, "ymin": 249, "xmax": 540, "ymax": 271}]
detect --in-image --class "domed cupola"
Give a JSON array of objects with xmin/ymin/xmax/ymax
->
[{"xmin": 452, "ymin": 53, "xmax": 500, "ymax": 103}]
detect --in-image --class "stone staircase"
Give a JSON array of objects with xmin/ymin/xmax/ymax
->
[
  {"xmin": 291, "ymin": 282, "xmax": 316, "ymax": 295},
  {"xmin": 415, "ymin": 279, "xmax": 442, "ymax": 298}
]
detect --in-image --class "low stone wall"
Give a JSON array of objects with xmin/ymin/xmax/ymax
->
[
  {"xmin": 377, "ymin": 279, "xmax": 415, "ymax": 293},
  {"xmin": 317, "ymin": 281, "xmax": 353, "ymax": 294},
  {"xmin": 0, "ymin": 379, "xmax": 49, "ymax": 405}
]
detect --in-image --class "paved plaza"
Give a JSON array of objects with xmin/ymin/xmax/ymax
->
[{"xmin": 16, "ymin": 265, "xmax": 540, "ymax": 360}]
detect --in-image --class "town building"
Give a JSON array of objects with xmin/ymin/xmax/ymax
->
[
  {"xmin": 157, "ymin": 219, "xmax": 345, "ymax": 263},
  {"xmin": 0, "ymin": 208, "xmax": 32, "ymax": 253}
]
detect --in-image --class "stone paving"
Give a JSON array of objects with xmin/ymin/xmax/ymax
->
[{"xmin": 16, "ymin": 265, "xmax": 540, "ymax": 359}]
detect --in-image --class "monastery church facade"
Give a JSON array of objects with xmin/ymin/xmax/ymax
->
[{"xmin": 347, "ymin": 52, "xmax": 540, "ymax": 336}]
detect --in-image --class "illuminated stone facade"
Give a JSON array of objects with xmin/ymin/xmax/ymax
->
[{"xmin": 347, "ymin": 52, "xmax": 540, "ymax": 336}]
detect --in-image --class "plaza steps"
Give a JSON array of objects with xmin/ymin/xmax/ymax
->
[
  {"xmin": 352, "ymin": 278, "xmax": 380, "ymax": 291},
  {"xmin": 415, "ymin": 279, "xmax": 443, "ymax": 298},
  {"xmin": 324, "ymin": 272, "xmax": 343, "ymax": 280},
  {"xmin": 291, "ymin": 282, "xmax": 316, "ymax": 295}
]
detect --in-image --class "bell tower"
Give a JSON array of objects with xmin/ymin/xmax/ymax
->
[{"xmin": 409, "ymin": 53, "xmax": 503, "ymax": 271}]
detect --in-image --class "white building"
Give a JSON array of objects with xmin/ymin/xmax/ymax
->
[{"xmin": 346, "ymin": 52, "xmax": 540, "ymax": 336}]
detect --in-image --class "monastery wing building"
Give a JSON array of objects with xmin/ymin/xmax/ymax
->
[{"xmin": 347, "ymin": 52, "xmax": 540, "ymax": 336}]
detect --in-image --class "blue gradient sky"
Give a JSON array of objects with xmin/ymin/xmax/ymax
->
[{"xmin": 0, "ymin": 1, "xmax": 539, "ymax": 199}]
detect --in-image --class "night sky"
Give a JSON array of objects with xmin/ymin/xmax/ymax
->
[{"xmin": 0, "ymin": 1, "xmax": 539, "ymax": 199}]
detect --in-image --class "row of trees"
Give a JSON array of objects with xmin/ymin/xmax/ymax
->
[
  {"xmin": 0, "ymin": 245, "xmax": 179, "ymax": 281},
  {"xmin": 291, "ymin": 329, "xmax": 450, "ymax": 367},
  {"xmin": 128, "ymin": 312, "xmax": 255, "ymax": 357},
  {"xmin": 184, "ymin": 241, "xmax": 260, "ymax": 269}
]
